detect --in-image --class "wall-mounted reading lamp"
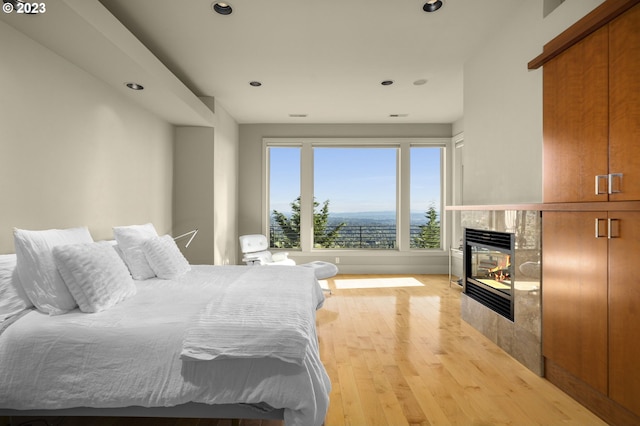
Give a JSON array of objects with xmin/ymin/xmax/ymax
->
[{"xmin": 173, "ymin": 229, "xmax": 199, "ymax": 248}]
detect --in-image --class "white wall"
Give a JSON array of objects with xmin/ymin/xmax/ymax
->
[
  {"xmin": 0, "ymin": 20, "xmax": 174, "ymax": 253},
  {"xmin": 174, "ymin": 127, "xmax": 215, "ymax": 264},
  {"xmin": 174, "ymin": 100, "xmax": 239, "ymax": 265},
  {"xmin": 462, "ymin": 0, "xmax": 605, "ymax": 205},
  {"xmin": 212, "ymin": 101, "xmax": 240, "ymax": 265},
  {"xmin": 238, "ymin": 123, "xmax": 453, "ymax": 274}
]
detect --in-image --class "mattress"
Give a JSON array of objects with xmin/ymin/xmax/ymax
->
[{"xmin": 0, "ymin": 265, "xmax": 330, "ymax": 426}]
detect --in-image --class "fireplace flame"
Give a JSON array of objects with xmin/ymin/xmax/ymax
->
[{"xmin": 488, "ymin": 255, "xmax": 511, "ymax": 282}]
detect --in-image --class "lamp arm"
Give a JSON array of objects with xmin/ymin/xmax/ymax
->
[{"xmin": 173, "ymin": 229, "xmax": 199, "ymax": 248}]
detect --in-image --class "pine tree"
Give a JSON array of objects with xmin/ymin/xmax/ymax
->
[
  {"xmin": 271, "ymin": 197, "xmax": 301, "ymax": 248},
  {"xmin": 414, "ymin": 205, "xmax": 441, "ymax": 248},
  {"xmin": 272, "ymin": 196, "xmax": 345, "ymax": 248}
]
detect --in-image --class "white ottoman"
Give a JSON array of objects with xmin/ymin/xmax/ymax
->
[{"xmin": 300, "ymin": 261, "xmax": 338, "ymax": 280}]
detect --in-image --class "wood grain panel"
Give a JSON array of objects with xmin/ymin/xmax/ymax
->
[
  {"xmin": 445, "ymin": 201, "xmax": 640, "ymax": 211},
  {"xmin": 542, "ymin": 212, "xmax": 608, "ymax": 393},
  {"xmin": 608, "ymin": 211, "xmax": 640, "ymax": 416},
  {"xmin": 545, "ymin": 358, "xmax": 640, "ymax": 426},
  {"xmin": 543, "ymin": 27, "xmax": 609, "ymax": 203},
  {"xmin": 529, "ymin": 0, "xmax": 640, "ymax": 69},
  {"xmin": 609, "ymin": 4, "xmax": 640, "ymax": 201}
]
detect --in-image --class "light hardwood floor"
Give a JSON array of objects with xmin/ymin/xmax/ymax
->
[
  {"xmin": 4, "ymin": 274, "xmax": 607, "ymax": 426},
  {"xmin": 318, "ymin": 274, "xmax": 606, "ymax": 426}
]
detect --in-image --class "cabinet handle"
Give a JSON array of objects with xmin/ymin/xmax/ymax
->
[
  {"xmin": 608, "ymin": 173, "xmax": 623, "ymax": 194},
  {"xmin": 595, "ymin": 218, "xmax": 608, "ymax": 238},
  {"xmin": 608, "ymin": 218, "xmax": 620, "ymax": 239},
  {"xmin": 595, "ymin": 175, "xmax": 608, "ymax": 195}
]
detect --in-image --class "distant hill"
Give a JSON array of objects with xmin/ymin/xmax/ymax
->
[
  {"xmin": 270, "ymin": 210, "xmax": 440, "ymax": 226},
  {"xmin": 326, "ymin": 211, "xmax": 439, "ymax": 226}
]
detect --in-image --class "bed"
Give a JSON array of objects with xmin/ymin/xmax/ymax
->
[{"xmin": 0, "ymin": 226, "xmax": 330, "ymax": 426}]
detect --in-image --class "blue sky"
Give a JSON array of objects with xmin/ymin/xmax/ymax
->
[{"xmin": 269, "ymin": 147, "xmax": 441, "ymax": 214}]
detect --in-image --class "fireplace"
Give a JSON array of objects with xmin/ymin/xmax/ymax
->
[
  {"xmin": 458, "ymin": 210, "xmax": 542, "ymax": 375},
  {"xmin": 463, "ymin": 228, "xmax": 514, "ymax": 321}
]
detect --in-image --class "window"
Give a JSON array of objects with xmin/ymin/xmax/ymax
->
[
  {"xmin": 265, "ymin": 139, "xmax": 445, "ymax": 251},
  {"xmin": 314, "ymin": 147, "xmax": 397, "ymax": 248},
  {"xmin": 268, "ymin": 146, "xmax": 300, "ymax": 248},
  {"xmin": 410, "ymin": 147, "xmax": 442, "ymax": 248}
]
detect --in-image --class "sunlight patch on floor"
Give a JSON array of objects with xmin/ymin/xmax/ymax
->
[
  {"xmin": 318, "ymin": 279, "xmax": 330, "ymax": 291},
  {"xmin": 334, "ymin": 277, "xmax": 424, "ymax": 289}
]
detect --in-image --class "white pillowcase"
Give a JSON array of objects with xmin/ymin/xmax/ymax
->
[
  {"xmin": 143, "ymin": 235, "xmax": 191, "ymax": 279},
  {"xmin": 14, "ymin": 227, "xmax": 93, "ymax": 315},
  {"xmin": 53, "ymin": 241, "xmax": 136, "ymax": 313},
  {"xmin": 0, "ymin": 254, "xmax": 32, "ymax": 322},
  {"xmin": 113, "ymin": 223, "xmax": 158, "ymax": 280}
]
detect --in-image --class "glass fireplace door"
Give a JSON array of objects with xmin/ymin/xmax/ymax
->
[
  {"xmin": 468, "ymin": 245, "xmax": 512, "ymax": 296},
  {"xmin": 463, "ymin": 228, "xmax": 515, "ymax": 320}
]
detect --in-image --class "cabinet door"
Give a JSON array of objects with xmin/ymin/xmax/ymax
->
[
  {"xmin": 542, "ymin": 211, "xmax": 608, "ymax": 393},
  {"xmin": 543, "ymin": 27, "xmax": 609, "ymax": 203},
  {"xmin": 609, "ymin": 211, "xmax": 640, "ymax": 416},
  {"xmin": 609, "ymin": 4, "xmax": 640, "ymax": 201}
]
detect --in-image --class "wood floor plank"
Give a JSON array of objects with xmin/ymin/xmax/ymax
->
[
  {"xmin": 336, "ymin": 363, "xmax": 367, "ymax": 425},
  {"xmin": 404, "ymin": 375, "xmax": 456, "ymax": 426},
  {"xmin": 382, "ymin": 365, "xmax": 427, "ymax": 425},
  {"xmin": 359, "ymin": 337, "xmax": 411, "ymax": 426}
]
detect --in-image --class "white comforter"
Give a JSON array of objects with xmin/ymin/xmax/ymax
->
[
  {"xmin": 182, "ymin": 265, "xmax": 322, "ymax": 365},
  {"xmin": 0, "ymin": 265, "xmax": 330, "ymax": 426}
]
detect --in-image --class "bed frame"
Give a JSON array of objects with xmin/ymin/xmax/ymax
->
[{"xmin": 0, "ymin": 402, "xmax": 284, "ymax": 424}]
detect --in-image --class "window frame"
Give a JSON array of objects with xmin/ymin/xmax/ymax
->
[{"xmin": 263, "ymin": 137, "xmax": 448, "ymax": 254}]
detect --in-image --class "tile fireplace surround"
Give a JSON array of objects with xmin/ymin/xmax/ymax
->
[{"xmin": 459, "ymin": 209, "xmax": 542, "ymax": 376}]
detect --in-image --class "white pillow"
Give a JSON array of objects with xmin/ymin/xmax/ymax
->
[
  {"xmin": 14, "ymin": 227, "xmax": 93, "ymax": 315},
  {"xmin": 0, "ymin": 254, "xmax": 32, "ymax": 322},
  {"xmin": 113, "ymin": 223, "xmax": 158, "ymax": 280},
  {"xmin": 143, "ymin": 235, "xmax": 191, "ymax": 279},
  {"xmin": 103, "ymin": 240, "xmax": 126, "ymax": 262},
  {"xmin": 53, "ymin": 241, "xmax": 136, "ymax": 313}
]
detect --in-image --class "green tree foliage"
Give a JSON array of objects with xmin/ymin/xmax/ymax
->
[
  {"xmin": 313, "ymin": 198, "xmax": 345, "ymax": 248},
  {"xmin": 272, "ymin": 196, "xmax": 346, "ymax": 248},
  {"xmin": 271, "ymin": 197, "xmax": 301, "ymax": 248},
  {"xmin": 413, "ymin": 205, "xmax": 441, "ymax": 248}
]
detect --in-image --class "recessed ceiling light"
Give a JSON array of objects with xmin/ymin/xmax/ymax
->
[
  {"xmin": 381, "ymin": 80, "xmax": 394, "ymax": 86},
  {"xmin": 423, "ymin": 0, "xmax": 443, "ymax": 12},
  {"xmin": 413, "ymin": 79, "xmax": 428, "ymax": 86},
  {"xmin": 249, "ymin": 81, "xmax": 262, "ymax": 87},
  {"xmin": 125, "ymin": 82, "xmax": 144, "ymax": 90},
  {"xmin": 212, "ymin": 2, "xmax": 232, "ymax": 15}
]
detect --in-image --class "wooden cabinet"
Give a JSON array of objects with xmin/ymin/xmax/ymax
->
[
  {"xmin": 609, "ymin": 5, "xmax": 640, "ymax": 201},
  {"xmin": 543, "ymin": 211, "xmax": 640, "ymax": 417},
  {"xmin": 535, "ymin": 2, "xmax": 640, "ymax": 424},
  {"xmin": 542, "ymin": 28, "xmax": 608, "ymax": 203},
  {"xmin": 608, "ymin": 211, "xmax": 640, "ymax": 416},
  {"xmin": 543, "ymin": 4, "xmax": 640, "ymax": 203},
  {"xmin": 542, "ymin": 212, "xmax": 608, "ymax": 393}
]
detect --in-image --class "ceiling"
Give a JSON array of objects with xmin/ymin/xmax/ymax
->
[{"xmin": 96, "ymin": 0, "xmax": 526, "ymax": 124}]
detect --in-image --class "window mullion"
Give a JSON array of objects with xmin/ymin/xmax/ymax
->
[
  {"xmin": 399, "ymin": 143, "xmax": 411, "ymax": 251},
  {"xmin": 299, "ymin": 143, "xmax": 314, "ymax": 251},
  {"xmin": 263, "ymin": 143, "xmax": 270, "ymax": 235}
]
